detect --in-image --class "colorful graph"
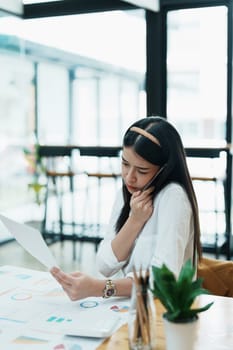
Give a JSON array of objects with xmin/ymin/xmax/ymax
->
[
  {"xmin": 54, "ymin": 345, "xmax": 82, "ymax": 350},
  {"xmin": 54, "ymin": 344, "xmax": 65, "ymax": 350},
  {"xmin": 69, "ymin": 345, "xmax": 82, "ymax": 350},
  {"xmin": 47, "ymin": 316, "xmax": 72, "ymax": 323},
  {"xmin": 110, "ymin": 305, "xmax": 129, "ymax": 313},
  {"xmin": 13, "ymin": 335, "xmax": 49, "ymax": 344},
  {"xmin": 80, "ymin": 300, "xmax": 99, "ymax": 308}
]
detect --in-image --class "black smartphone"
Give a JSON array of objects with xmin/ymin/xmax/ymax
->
[{"xmin": 142, "ymin": 164, "xmax": 166, "ymax": 191}]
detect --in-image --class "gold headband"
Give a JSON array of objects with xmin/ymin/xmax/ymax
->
[{"xmin": 130, "ymin": 126, "xmax": 161, "ymax": 146}]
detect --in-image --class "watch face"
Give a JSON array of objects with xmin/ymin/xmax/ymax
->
[
  {"xmin": 106, "ymin": 288, "xmax": 115, "ymax": 297},
  {"xmin": 103, "ymin": 280, "xmax": 116, "ymax": 298}
]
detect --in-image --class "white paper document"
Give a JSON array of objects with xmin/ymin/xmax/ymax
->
[
  {"xmin": 0, "ymin": 215, "xmax": 58, "ymax": 269},
  {"xmin": 0, "ymin": 265, "xmax": 130, "ymax": 349}
]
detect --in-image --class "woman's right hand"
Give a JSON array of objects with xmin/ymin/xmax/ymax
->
[
  {"xmin": 50, "ymin": 267, "xmax": 98, "ymax": 301},
  {"xmin": 130, "ymin": 187, "xmax": 154, "ymax": 224}
]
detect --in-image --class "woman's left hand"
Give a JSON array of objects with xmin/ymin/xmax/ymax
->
[{"xmin": 50, "ymin": 267, "xmax": 97, "ymax": 301}]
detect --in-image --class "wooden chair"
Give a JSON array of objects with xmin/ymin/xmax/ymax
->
[{"xmin": 197, "ymin": 257, "xmax": 233, "ymax": 297}]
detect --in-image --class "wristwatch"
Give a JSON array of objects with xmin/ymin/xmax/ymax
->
[{"xmin": 103, "ymin": 279, "xmax": 116, "ymax": 298}]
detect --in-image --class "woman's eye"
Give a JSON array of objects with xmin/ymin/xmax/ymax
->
[
  {"xmin": 138, "ymin": 171, "xmax": 148, "ymax": 175},
  {"xmin": 122, "ymin": 161, "xmax": 129, "ymax": 167}
]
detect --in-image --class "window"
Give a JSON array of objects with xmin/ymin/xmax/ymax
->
[
  {"xmin": 167, "ymin": 6, "xmax": 227, "ymax": 146},
  {"xmin": 166, "ymin": 6, "xmax": 228, "ymax": 251},
  {"xmin": 0, "ymin": 9, "xmax": 146, "ymax": 213},
  {"xmin": 37, "ymin": 63, "xmax": 69, "ymax": 144}
]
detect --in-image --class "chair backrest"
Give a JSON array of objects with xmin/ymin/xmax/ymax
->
[{"xmin": 197, "ymin": 257, "xmax": 233, "ymax": 297}]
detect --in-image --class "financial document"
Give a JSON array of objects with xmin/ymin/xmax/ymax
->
[{"xmin": 0, "ymin": 265, "xmax": 130, "ymax": 350}]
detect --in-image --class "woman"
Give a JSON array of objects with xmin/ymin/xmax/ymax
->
[{"xmin": 50, "ymin": 116, "xmax": 201, "ymax": 300}]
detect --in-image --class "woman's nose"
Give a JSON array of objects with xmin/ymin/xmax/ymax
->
[{"xmin": 126, "ymin": 168, "xmax": 136, "ymax": 183}]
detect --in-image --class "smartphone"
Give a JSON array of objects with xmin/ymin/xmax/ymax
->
[{"xmin": 142, "ymin": 164, "xmax": 166, "ymax": 191}]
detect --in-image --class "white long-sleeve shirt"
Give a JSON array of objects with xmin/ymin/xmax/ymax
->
[{"xmin": 96, "ymin": 182, "xmax": 194, "ymax": 278}]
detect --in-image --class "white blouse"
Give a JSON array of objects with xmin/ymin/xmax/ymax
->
[{"xmin": 96, "ymin": 182, "xmax": 194, "ymax": 278}]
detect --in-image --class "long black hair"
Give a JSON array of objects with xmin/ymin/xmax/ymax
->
[{"xmin": 115, "ymin": 116, "xmax": 202, "ymax": 260}]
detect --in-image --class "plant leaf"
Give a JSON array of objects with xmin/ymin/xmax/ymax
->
[
  {"xmin": 151, "ymin": 260, "xmax": 214, "ymax": 322},
  {"xmin": 151, "ymin": 264, "xmax": 178, "ymax": 313}
]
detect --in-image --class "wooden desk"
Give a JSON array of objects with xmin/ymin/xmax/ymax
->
[{"xmin": 97, "ymin": 294, "xmax": 233, "ymax": 350}]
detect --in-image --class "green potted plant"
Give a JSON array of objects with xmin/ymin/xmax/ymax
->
[
  {"xmin": 23, "ymin": 143, "xmax": 46, "ymax": 205},
  {"xmin": 151, "ymin": 259, "xmax": 213, "ymax": 350}
]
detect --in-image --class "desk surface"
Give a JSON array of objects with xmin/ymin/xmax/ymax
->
[{"xmin": 97, "ymin": 294, "xmax": 233, "ymax": 350}]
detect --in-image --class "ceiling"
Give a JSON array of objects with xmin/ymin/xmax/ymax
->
[{"xmin": 23, "ymin": 0, "xmax": 159, "ymax": 11}]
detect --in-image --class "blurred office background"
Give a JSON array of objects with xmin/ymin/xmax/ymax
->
[{"xmin": 0, "ymin": 0, "xmax": 232, "ymax": 271}]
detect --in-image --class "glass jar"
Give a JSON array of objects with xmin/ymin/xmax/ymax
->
[{"xmin": 128, "ymin": 282, "xmax": 156, "ymax": 350}]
